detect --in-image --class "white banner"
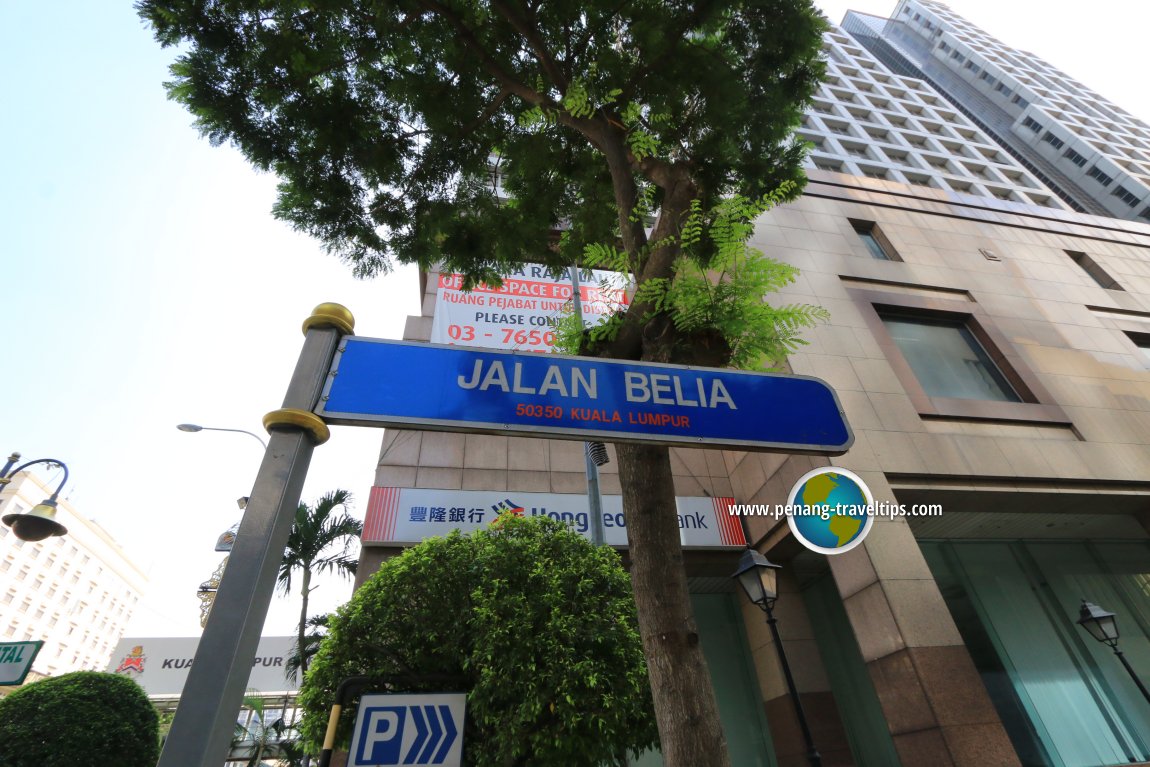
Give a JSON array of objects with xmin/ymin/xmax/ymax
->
[
  {"xmin": 107, "ymin": 636, "xmax": 297, "ymax": 696},
  {"xmin": 364, "ymin": 487, "xmax": 746, "ymax": 549},
  {"xmin": 430, "ymin": 264, "xmax": 630, "ymax": 353}
]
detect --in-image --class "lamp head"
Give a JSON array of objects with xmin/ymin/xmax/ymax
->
[
  {"xmin": 585, "ymin": 442, "xmax": 610, "ymax": 467},
  {"xmin": 1077, "ymin": 600, "xmax": 1120, "ymax": 647},
  {"xmin": 176, "ymin": 424, "xmax": 203, "ymax": 433},
  {"xmin": 2, "ymin": 498, "xmax": 68, "ymax": 542},
  {"xmin": 732, "ymin": 549, "xmax": 782, "ymax": 611}
]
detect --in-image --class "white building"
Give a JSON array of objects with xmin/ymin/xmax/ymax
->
[
  {"xmin": 0, "ymin": 468, "xmax": 148, "ymax": 677},
  {"xmin": 796, "ymin": 9, "xmax": 1064, "ymax": 210},
  {"xmin": 835, "ymin": 0, "xmax": 1150, "ymax": 221}
]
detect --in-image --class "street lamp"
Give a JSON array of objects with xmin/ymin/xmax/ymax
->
[
  {"xmin": 177, "ymin": 423, "xmax": 268, "ymax": 450},
  {"xmin": 732, "ymin": 549, "xmax": 822, "ymax": 767},
  {"xmin": 0, "ymin": 452, "xmax": 70, "ymax": 542},
  {"xmin": 1077, "ymin": 599, "xmax": 1150, "ymax": 706}
]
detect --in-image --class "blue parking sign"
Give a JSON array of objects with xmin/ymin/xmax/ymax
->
[{"xmin": 350, "ymin": 693, "xmax": 465, "ymax": 767}]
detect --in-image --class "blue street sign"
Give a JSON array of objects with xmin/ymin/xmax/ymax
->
[
  {"xmin": 318, "ymin": 338, "xmax": 853, "ymax": 454},
  {"xmin": 349, "ymin": 693, "xmax": 464, "ymax": 767}
]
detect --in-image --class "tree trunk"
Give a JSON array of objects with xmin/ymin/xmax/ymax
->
[
  {"xmin": 616, "ymin": 442, "xmax": 730, "ymax": 767},
  {"xmin": 299, "ymin": 569, "xmax": 313, "ymax": 767},
  {"xmin": 299, "ymin": 569, "xmax": 311, "ymax": 675}
]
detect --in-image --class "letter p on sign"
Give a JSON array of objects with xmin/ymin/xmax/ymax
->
[
  {"xmin": 356, "ymin": 707, "xmax": 406, "ymax": 764},
  {"xmin": 349, "ymin": 693, "xmax": 465, "ymax": 767}
]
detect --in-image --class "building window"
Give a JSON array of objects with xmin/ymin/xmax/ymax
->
[
  {"xmin": 1112, "ymin": 185, "xmax": 1140, "ymax": 208},
  {"xmin": 1066, "ymin": 250, "xmax": 1123, "ymax": 290},
  {"xmin": 849, "ymin": 220, "xmax": 901, "ymax": 261},
  {"xmin": 1063, "ymin": 148, "xmax": 1088, "ymax": 167},
  {"xmin": 1041, "ymin": 132, "xmax": 1065, "ymax": 150},
  {"xmin": 878, "ymin": 312, "xmax": 1021, "ymax": 402},
  {"xmin": 1086, "ymin": 166, "xmax": 1114, "ymax": 186},
  {"xmin": 1021, "ymin": 116, "xmax": 1042, "ymax": 132},
  {"xmin": 1127, "ymin": 333, "xmax": 1150, "ymax": 366}
]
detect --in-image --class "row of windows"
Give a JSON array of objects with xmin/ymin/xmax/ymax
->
[
  {"xmin": 1112, "ymin": 185, "xmax": 1141, "ymax": 209},
  {"xmin": 843, "ymin": 218, "xmax": 1147, "ymax": 419},
  {"xmin": 851, "ymin": 220, "xmax": 1126, "ymax": 293},
  {"xmin": 1086, "ymin": 166, "xmax": 1114, "ymax": 187}
]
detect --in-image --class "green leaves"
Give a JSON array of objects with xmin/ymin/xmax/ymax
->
[
  {"xmin": 139, "ymin": 0, "xmax": 828, "ymax": 281},
  {"xmin": 0, "ymin": 672, "xmax": 160, "ymax": 767},
  {"xmin": 298, "ymin": 515, "xmax": 657, "ymax": 766}
]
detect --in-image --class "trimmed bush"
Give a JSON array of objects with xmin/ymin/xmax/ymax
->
[{"xmin": 0, "ymin": 671, "xmax": 159, "ymax": 767}]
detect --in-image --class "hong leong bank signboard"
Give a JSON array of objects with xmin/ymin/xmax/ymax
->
[
  {"xmin": 364, "ymin": 487, "xmax": 746, "ymax": 549},
  {"xmin": 318, "ymin": 339, "xmax": 852, "ymax": 454}
]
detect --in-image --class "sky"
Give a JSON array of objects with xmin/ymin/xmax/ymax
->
[{"xmin": 1, "ymin": 1, "xmax": 1148, "ymax": 642}]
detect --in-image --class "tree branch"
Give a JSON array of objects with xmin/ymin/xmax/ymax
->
[{"xmin": 490, "ymin": 0, "xmax": 569, "ymax": 91}]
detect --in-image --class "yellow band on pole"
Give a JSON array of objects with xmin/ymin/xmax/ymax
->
[
  {"xmin": 322, "ymin": 704, "xmax": 342, "ymax": 751},
  {"xmin": 262, "ymin": 408, "xmax": 331, "ymax": 445}
]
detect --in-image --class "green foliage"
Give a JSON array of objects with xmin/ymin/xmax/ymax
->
[
  {"xmin": 279, "ymin": 489, "xmax": 362, "ymax": 678},
  {"xmin": 299, "ymin": 515, "xmax": 657, "ymax": 766},
  {"xmin": 285, "ymin": 613, "xmax": 331, "ymax": 685},
  {"xmin": 138, "ymin": 0, "xmax": 828, "ymax": 282},
  {"xmin": 0, "ymin": 672, "xmax": 159, "ymax": 767},
  {"xmin": 231, "ymin": 691, "xmax": 290, "ymax": 767},
  {"xmin": 278, "ymin": 490, "xmax": 362, "ymax": 596},
  {"xmin": 560, "ymin": 188, "xmax": 829, "ymax": 368}
]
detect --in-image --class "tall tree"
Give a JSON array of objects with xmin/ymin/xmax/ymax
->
[
  {"xmin": 278, "ymin": 489, "xmax": 362, "ymax": 677},
  {"xmin": 138, "ymin": 3, "xmax": 827, "ymax": 764}
]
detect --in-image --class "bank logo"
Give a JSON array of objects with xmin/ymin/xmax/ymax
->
[
  {"xmin": 491, "ymin": 498, "xmax": 526, "ymax": 516},
  {"xmin": 786, "ymin": 467, "xmax": 874, "ymax": 555},
  {"xmin": 351, "ymin": 695, "xmax": 464, "ymax": 767},
  {"xmin": 114, "ymin": 645, "xmax": 146, "ymax": 675}
]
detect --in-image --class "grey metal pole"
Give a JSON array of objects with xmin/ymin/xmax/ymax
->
[
  {"xmin": 569, "ymin": 266, "xmax": 606, "ymax": 547},
  {"xmin": 157, "ymin": 303, "xmax": 354, "ymax": 767},
  {"xmin": 765, "ymin": 604, "xmax": 822, "ymax": 767}
]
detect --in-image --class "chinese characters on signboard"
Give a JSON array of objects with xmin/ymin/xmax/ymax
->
[{"xmin": 364, "ymin": 487, "xmax": 746, "ymax": 549}]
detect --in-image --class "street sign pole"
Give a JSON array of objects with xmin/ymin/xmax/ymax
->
[
  {"xmin": 569, "ymin": 266, "xmax": 607, "ymax": 547},
  {"xmin": 157, "ymin": 303, "xmax": 354, "ymax": 767}
]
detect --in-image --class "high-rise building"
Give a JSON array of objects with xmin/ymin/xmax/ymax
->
[
  {"xmin": 827, "ymin": 0, "xmax": 1150, "ymax": 222},
  {"xmin": 350, "ymin": 4, "xmax": 1150, "ymax": 766},
  {"xmin": 0, "ymin": 468, "xmax": 148, "ymax": 678}
]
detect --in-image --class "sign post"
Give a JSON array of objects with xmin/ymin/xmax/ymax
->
[
  {"xmin": 349, "ymin": 693, "xmax": 466, "ymax": 767},
  {"xmin": 157, "ymin": 304, "xmax": 353, "ymax": 767},
  {"xmin": 319, "ymin": 338, "xmax": 852, "ymax": 454},
  {"xmin": 0, "ymin": 641, "xmax": 43, "ymax": 685}
]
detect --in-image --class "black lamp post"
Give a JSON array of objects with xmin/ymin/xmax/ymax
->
[
  {"xmin": 1077, "ymin": 599, "xmax": 1150, "ymax": 706},
  {"xmin": 733, "ymin": 549, "xmax": 822, "ymax": 767},
  {"xmin": 0, "ymin": 452, "xmax": 70, "ymax": 542}
]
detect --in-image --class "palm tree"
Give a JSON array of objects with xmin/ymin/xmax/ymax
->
[
  {"xmin": 284, "ymin": 613, "xmax": 330, "ymax": 686},
  {"xmin": 277, "ymin": 490, "xmax": 362, "ymax": 679},
  {"xmin": 230, "ymin": 691, "xmax": 287, "ymax": 767}
]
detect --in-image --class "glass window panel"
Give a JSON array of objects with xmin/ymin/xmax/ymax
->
[
  {"xmin": 881, "ymin": 315, "xmax": 1021, "ymax": 401},
  {"xmin": 941, "ymin": 543, "xmax": 1145, "ymax": 765},
  {"xmin": 857, "ymin": 230, "xmax": 891, "ymax": 260}
]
